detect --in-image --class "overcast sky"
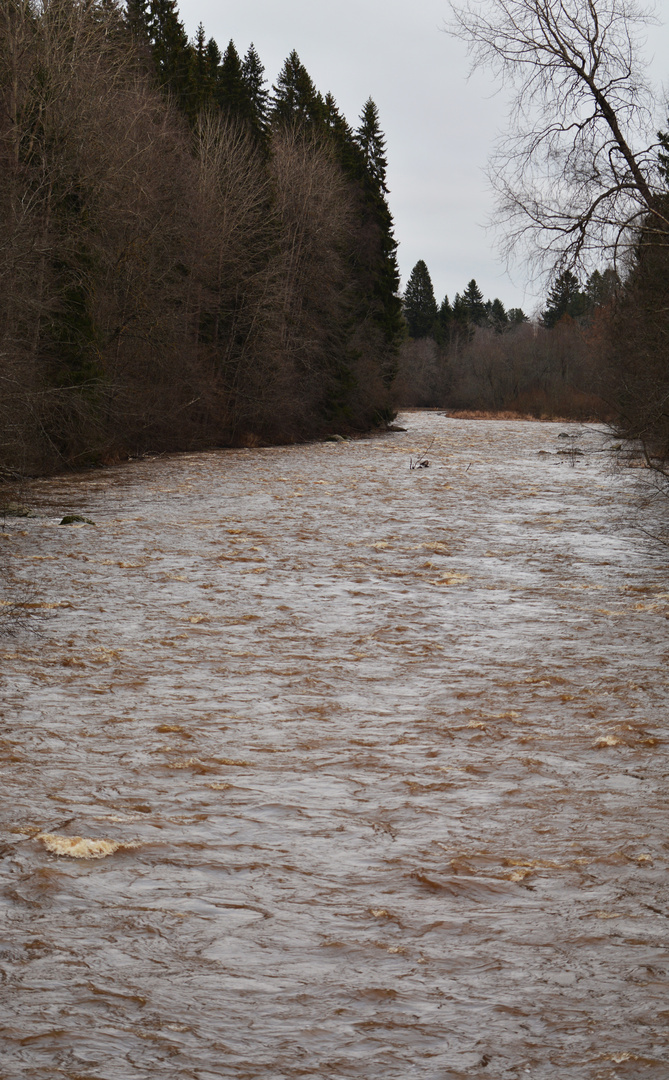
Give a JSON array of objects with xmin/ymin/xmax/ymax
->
[{"xmin": 178, "ymin": 0, "xmax": 669, "ymax": 316}]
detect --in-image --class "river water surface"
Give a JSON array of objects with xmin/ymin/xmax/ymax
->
[{"xmin": 1, "ymin": 413, "xmax": 668, "ymax": 1079}]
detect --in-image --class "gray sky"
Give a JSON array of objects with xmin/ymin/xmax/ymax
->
[{"xmin": 178, "ymin": 0, "xmax": 669, "ymax": 316}]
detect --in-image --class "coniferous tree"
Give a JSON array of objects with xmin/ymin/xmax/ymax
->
[
  {"xmin": 452, "ymin": 292, "xmax": 467, "ymax": 327},
  {"xmin": 356, "ymin": 97, "xmax": 388, "ymax": 192},
  {"xmin": 217, "ymin": 40, "xmax": 255, "ymax": 123},
  {"xmin": 271, "ymin": 51, "xmax": 324, "ymax": 128},
  {"xmin": 605, "ymin": 129, "xmax": 669, "ymax": 459},
  {"xmin": 322, "ymin": 93, "xmax": 358, "ymax": 164},
  {"xmin": 403, "ymin": 260, "xmax": 439, "ymax": 338},
  {"xmin": 125, "ymin": 0, "xmax": 150, "ymax": 42},
  {"xmin": 542, "ymin": 270, "xmax": 587, "ymax": 328},
  {"xmin": 190, "ymin": 22, "xmax": 211, "ymax": 112},
  {"xmin": 206, "ymin": 36, "xmax": 221, "ymax": 81},
  {"xmin": 438, "ymin": 295, "xmax": 453, "ymax": 337},
  {"xmin": 241, "ymin": 44, "xmax": 268, "ymax": 131},
  {"xmin": 607, "ymin": 226, "xmax": 669, "ymax": 455},
  {"xmin": 148, "ymin": 0, "xmax": 192, "ymax": 113},
  {"xmin": 352, "ymin": 99, "xmax": 404, "ymax": 368},
  {"xmin": 585, "ymin": 267, "xmax": 619, "ymax": 309},
  {"xmin": 462, "ymin": 279, "xmax": 486, "ymax": 325},
  {"xmin": 488, "ymin": 297, "xmax": 508, "ymax": 332}
]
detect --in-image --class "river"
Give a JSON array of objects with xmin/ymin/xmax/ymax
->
[{"xmin": 1, "ymin": 412, "xmax": 668, "ymax": 1079}]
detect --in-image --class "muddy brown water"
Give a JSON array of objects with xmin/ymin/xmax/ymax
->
[{"xmin": 1, "ymin": 413, "xmax": 668, "ymax": 1080}]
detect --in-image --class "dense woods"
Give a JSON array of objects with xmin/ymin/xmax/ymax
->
[
  {"xmin": 396, "ymin": 193, "xmax": 669, "ymax": 474},
  {"xmin": 0, "ymin": 0, "xmax": 403, "ymax": 477},
  {"xmin": 396, "ymin": 260, "xmax": 611, "ymax": 420}
]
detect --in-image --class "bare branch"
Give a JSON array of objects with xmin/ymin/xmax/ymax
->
[{"xmin": 447, "ymin": 0, "xmax": 667, "ymax": 277}]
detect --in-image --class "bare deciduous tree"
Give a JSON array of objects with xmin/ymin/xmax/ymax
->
[{"xmin": 448, "ymin": 0, "xmax": 668, "ymax": 274}]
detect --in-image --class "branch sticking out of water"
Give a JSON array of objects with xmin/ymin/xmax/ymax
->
[{"xmin": 409, "ymin": 439, "xmax": 434, "ymax": 471}]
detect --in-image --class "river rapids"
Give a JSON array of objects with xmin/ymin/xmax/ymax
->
[{"xmin": 1, "ymin": 412, "xmax": 668, "ymax": 1079}]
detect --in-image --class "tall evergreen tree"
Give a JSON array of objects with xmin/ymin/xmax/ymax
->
[
  {"xmin": 352, "ymin": 100, "xmax": 404, "ymax": 365},
  {"xmin": 242, "ymin": 43, "xmax": 269, "ymax": 130},
  {"xmin": 404, "ymin": 260, "xmax": 438, "ymax": 338},
  {"xmin": 271, "ymin": 51, "xmax": 324, "ymax": 128},
  {"xmin": 321, "ymin": 93, "xmax": 367, "ymax": 179},
  {"xmin": 542, "ymin": 270, "xmax": 587, "ymax": 328},
  {"xmin": 147, "ymin": 0, "xmax": 192, "ymax": 112},
  {"xmin": 356, "ymin": 97, "xmax": 388, "ymax": 193},
  {"xmin": 488, "ymin": 297, "xmax": 508, "ymax": 331},
  {"xmin": 438, "ymin": 295, "xmax": 452, "ymax": 331},
  {"xmin": 323, "ymin": 93, "xmax": 352, "ymax": 143},
  {"xmin": 205, "ymin": 36, "xmax": 221, "ymax": 83},
  {"xmin": 218, "ymin": 40, "xmax": 255, "ymax": 122},
  {"xmin": 190, "ymin": 22, "xmax": 211, "ymax": 112},
  {"xmin": 125, "ymin": 0, "xmax": 150, "ymax": 42},
  {"xmin": 585, "ymin": 267, "xmax": 619, "ymax": 309},
  {"xmin": 461, "ymin": 279, "xmax": 486, "ymax": 325},
  {"xmin": 452, "ymin": 293, "xmax": 467, "ymax": 325},
  {"xmin": 607, "ymin": 133, "xmax": 669, "ymax": 458}
]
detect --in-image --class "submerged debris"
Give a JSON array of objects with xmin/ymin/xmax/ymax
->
[{"xmin": 409, "ymin": 438, "xmax": 434, "ymax": 470}]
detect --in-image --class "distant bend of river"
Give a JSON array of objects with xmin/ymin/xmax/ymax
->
[{"xmin": 1, "ymin": 412, "xmax": 668, "ymax": 1080}]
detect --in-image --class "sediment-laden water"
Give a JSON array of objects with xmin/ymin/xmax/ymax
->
[{"xmin": 1, "ymin": 413, "xmax": 668, "ymax": 1079}]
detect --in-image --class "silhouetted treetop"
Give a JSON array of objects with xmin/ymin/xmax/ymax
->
[
  {"xmin": 404, "ymin": 261, "xmax": 438, "ymax": 339},
  {"xmin": 271, "ymin": 51, "xmax": 324, "ymax": 128},
  {"xmin": 356, "ymin": 97, "xmax": 388, "ymax": 193}
]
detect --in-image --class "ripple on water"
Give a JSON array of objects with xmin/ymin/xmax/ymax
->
[{"xmin": 1, "ymin": 413, "xmax": 668, "ymax": 1079}]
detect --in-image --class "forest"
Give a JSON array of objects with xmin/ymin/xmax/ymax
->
[
  {"xmin": 397, "ymin": 243, "xmax": 669, "ymax": 475},
  {"xmin": 0, "ymin": 0, "xmax": 403, "ymax": 476},
  {"xmin": 1, "ymin": 0, "xmax": 669, "ymax": 481},
  {"xmin": 396, "ymin": 261, "xmax": 614, "ymax": 421}
]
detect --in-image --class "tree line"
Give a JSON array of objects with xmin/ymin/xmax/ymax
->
[
  {"xmin": 0, "ymin": 0, "xmax": 403, "ymax": 477},
  {"xmin": 395, "ymin": 258, "xmax": 604, "ymax": 418},
  {"xmin": 396, "ymin": 237, "xmax": 669, "ymax": 444},
  {"xmin": 403, "ymin": 261, "xmax": 527, "ymax": 343}
]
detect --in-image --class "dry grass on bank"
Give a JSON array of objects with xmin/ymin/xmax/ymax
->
[{"xmin": 444, "ymin": 409, "xmax": 598, "ymax": 422}]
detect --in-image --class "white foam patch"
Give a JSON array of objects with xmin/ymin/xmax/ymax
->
[{"xmin": 37, "ymin": 833, "xmax": 140, "ymax": 859}]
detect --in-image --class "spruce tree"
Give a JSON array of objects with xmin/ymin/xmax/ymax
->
[
  {"xmin": 403, "ymin": 260, "xmax": 438, "ymax": 338},
  {"xmin": 448, "ymin": 293, "xmax": 473, "ymax": 345},
  {"xmin": 323, "ymin": 94, "xmax": 352, "ymax": 147},
  {"xmin": 206, "ymin": 37, "xmax": 220, "ymax": 70},
  {"xmin": 190, "ymin": 22, "xmax": 210, "ymax": 112},
  {"xmin": 462, "ymin": 279, "xmax": 486, "ymax": 325},
  {"xmin": 585, "ymin": 268, "xmax": 619, "ymax": 308},
  {"xmin": 271, "ymin": 51, "xmax": 324, "ymax": 128},
  {"xmin": 438, "ymin": 295, "xmax": 453, "ymax": 334},
  {"xmin": 242, "ymin": 44, "xmax": 269, "ymax": 131},
  {"xmin": 125, "ymin": 0, "xmax": 150, "ymax": 43},
  {"xmin": 148, "ymin": 0, "xmax": 192, "ymax": 114},
  {"xmin": 452, "ymin": 293, "xmax": 467, "ymax": 324},
  {"xmin": 489, "ymin": 297, "xmax": 508, "ymax": 332},
  {"xmin": 352, "ymin": 100, "xmax": 404, "ymax": 363},
  {"xmin": 356, "ymin": 97, "xmax": 388, "ymax": 193},
  {"xmin": 218, "ymin": 40, "xmax": 255, "ymax": 123},
  {"xmin": 542, "ymin": 270, "xmax": 587, "ymax": 328}
]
